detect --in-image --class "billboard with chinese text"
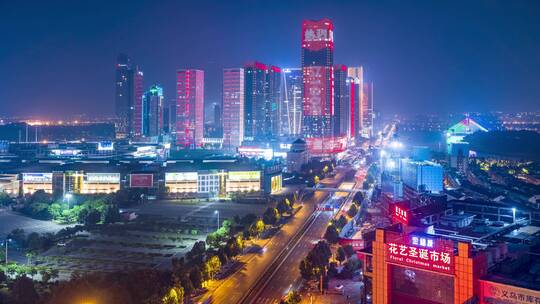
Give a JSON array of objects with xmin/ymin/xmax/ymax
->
[
  {"xmin": 129, "ymin": 174, "xmax": 154, "ymax": 188},
  {"xmin": 386, "ymin": 235, "xmax": 454, "ymax": 275}
]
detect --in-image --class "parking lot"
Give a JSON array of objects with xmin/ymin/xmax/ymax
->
[{"xmin": 34, "ymin": 199, "xmax": 272, "ymax": 280}]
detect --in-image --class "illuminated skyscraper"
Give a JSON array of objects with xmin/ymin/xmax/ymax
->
[
  {"xmin": 175, "ymin": 69, "xmax": 204, "ymax": 148},
  {"xmin": 333, "ymin": 64, "xmax": 349, "ymax": 137},
  {"xmin": 222, "ymin": 68, "xmax": 244, "ymax": 150},
  {"xmin": 362, "ymin": 81, "xmax": 374, "ymax": 138},
  {"xmin": 132, "ymin": 69, "xmax": 144, "ymax": 137},
  {"xmin": 244, "ymin": 62, "xmax": 281, "ymax": 140},
  {"xmin": 347, "ymin": 66, "xmax": 363, "ymax": 139},
  {"xmin": 280, "ymin": 68, "xmax": 303, "ymax": 136},
  {"xmin": 301, "ymin": 19, "xmax": 334, "ymax": 138},
  {"xmin": 114, "ymin": 54, "xmax": 143, "ymax": 138},
  {"xmin": 141, "ymin": 85, "xmax": 164, "ymax": 138}
]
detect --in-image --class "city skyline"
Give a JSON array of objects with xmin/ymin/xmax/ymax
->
[{"xmin": 1, "ymin": 0, "xmax": 540, "ymax": 118}]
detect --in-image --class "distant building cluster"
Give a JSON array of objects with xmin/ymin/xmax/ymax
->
[{"xmin": 114, "ymin": 18, "xmax": 375, "ymax": 155}]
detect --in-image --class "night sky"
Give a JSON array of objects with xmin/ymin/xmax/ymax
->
[{"xmin": 1, "ymin": 0, "xmax": 539, "ymax": 119}]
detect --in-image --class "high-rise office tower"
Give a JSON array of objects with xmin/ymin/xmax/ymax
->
[
  {"xmin": 132, "ymin": 69, "xmax": 144, "ymax": 137},
  {"xmin": 162, "ymin": 98, "xmax": 170, "ymax": 134},
  {"xmin": 213, "ymin": 103, "xmax": 222, "ymax": 127},
  {"xmin": 266, "ymin": 66, "xmax": 282, "ymax": 137},
  {"xmin": 301, "ymin": 19, "xmax": 334, "ymax": 138},
  {"xmin": 362, "ymin": 81, "xmax": 374, "ymax": 138},
  {"xmin": 347, "ymin": 67, "xmax": 363, "ymax": 139},
  {"xmin": 114, "ymin": 54, "xmax": 144, "ymax": 138},
  {"xmin": 175, "ymin": 69, "xmax": 204, "ymax": 148},
  {"xmin": 243, "ymin": 62, "xmax": 281, "ymax": 141},
  {"xmin": 141, "ymin": 85, "xmax": 164, "ymax": 137},
  {"xmin": 333, "ymin": 64, "xmax": 349, "ymax": 137},
  {"xmin": 280, "ymin": 68, "xmax": 303, "ymax": 136},
  {"xmin": 222, "ymin": 68, "xmax": 244, "ymax": 150}
]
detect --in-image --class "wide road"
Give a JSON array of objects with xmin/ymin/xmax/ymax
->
[
  {"xmin": 249, "ymin": 208, "xmax": 334, "ymax": 304},
  {"xmin": 201, "ymin": 171, "xmax": 345, "ymax": 304},
  {"xmin": 245, "ymin": 173, "xmax": 363, "ymax": 303}
]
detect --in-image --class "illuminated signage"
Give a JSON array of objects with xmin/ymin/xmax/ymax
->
[
  {"xmin": 480, "ymin": 280, "xmax": 540, "ymax": 304},
  {"xmin": 305, "ymin": 136, "xmax": 347, "ymax": 155},
  {"xmin": 227, "ymin": 171, "xmax": 260, "ymax": 181},
  {"xmin": 85, "ymin": 173, "xmax": 120, "ymax": 183},
  {"xmin": 97, "ymin": 141, "xmax": 114, "ymax": 151},
  {"xmin": 238, "ymin": 147, "xmax": 273, "ymax": 160},
  {"xmin": 386, "ymin": 236, "xmax": 454, "ymax": 275},
  {"xmin": 394, "ymin": 205, "xmax": 408, "ymax": 224},
  {"xmin": 165, "ymin": 172, "xmax": 198, "ymax": 182},
  {"xmin": 129, "ymin": 174, "xmax": 154, "ymax": 188},
  {"xmin": 51, "ymin": 149, "xmax": 81, "ymax": 156},
  {"xmin": 304, "ymin": 28, "xmax": 333, "ymax": 42},
  {"xmin": 23, "ymin": 173, "xmax": 53, "ymax": 183}
]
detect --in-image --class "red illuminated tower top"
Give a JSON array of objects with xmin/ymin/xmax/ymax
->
[{"xmin": 301, "ymin": 18, "xmax": 334, "ymax": 52}]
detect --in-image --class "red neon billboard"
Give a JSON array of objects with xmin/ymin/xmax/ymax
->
[
  {"xmin": 394, "ymin": 205, "xmax": 408, "ymax": 224},
  {"xmin": 305, "ymin": 136, "xmax": 347, "ymax": 155},
  {"xmin": 129, "ymin": 174, "xmax": 154, "ymax": 188},
  {"xmin": 386, "ymin": 235, "xmax": 454, "ymax": 275},
  {"xmin": 301, "ymin": 19, "xmax": 334, "ymax": 51}
]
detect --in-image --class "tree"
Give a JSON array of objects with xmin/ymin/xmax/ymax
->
[
  {"xmin": 203, "ymin": 255, "xmax": 221, "ymax": 280},
  {"xmin": 84, "ymin": 209, "xmax": 101, "ymax": 226},
  {"xmin": 276, "ymin": 199, "xmax": 290, "ymax": 215},
  {"xmin": 336, "ymin": 215, "xmax": 348, "ymax": 230},
  {"xmin": 263, "ymin": 207, "xmax": 280, "ymax": 226},
  {"xmin": 11, "ymin": 275, "xmax": 39, "ymax": 304},
  {"xmin": 282, "ymin": 290, "xmax": 301, "ymax": 304},
  {"xmin": 347, "ymin": 203, "xmax": 359, "ymax": 218},
  {"xmin": 189, "ymin": 267, "xmax": 203, "ymax": 289},
  {"xmin": 103, "ymin": 204, "xmax": 121, "ymax": 224},
  {"xmin": 48, "ymin": 203, "xmax": 64, "ymax": 220},
  {"xmin": 0, "ymin": 192, "xmax": 14, "ymax": 206},
  {"xmin": 353, "ymin": 191, "xmax": 364, "ymax": 204},
  {"xmin": 336, "ymin": 247, "xmax": 346, "ymax": 265},
  {"xmin": 28, "ymin": 189, "xmax": 52, "ymax": 205},
  {"xmin": 299, "ymin": 258, "xmax": 315, "ymax": 280},
  {"xmin": 249, "ymin": 219, "xmax": 265, "ymax": 238},
  {"xmin": 240, "ymin": 213, "xmax": 258, "ymax": 226},
  {"xmin": 343, "ymin": 244, "xmax": 355, "ymax": 258},
  {"xmin": 0, "ymin": 270, "xmax": 6, "ymax": 285},
  {"xmin": 9, "ymin": 228, "xmax": 26, "ymax": 246},
  {"xmin": 324, "ymin": 225, "xmax": 339, "ymax": 244},
  {"xmin": 161, "ymin": 286, "xmax": 184, "ymax": 304},
  {"xmin": 26, "ymin": 232, "xmax": 42, "ymax": 252}
]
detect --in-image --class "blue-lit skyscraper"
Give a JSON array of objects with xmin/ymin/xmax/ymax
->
[{"xmin": 141, "ymin": 85, "xmax": 164, "ymax": 138}]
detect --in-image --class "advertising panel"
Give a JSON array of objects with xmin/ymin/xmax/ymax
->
[
  {"xmin": 86, "ymin": 173, "xmax": 120, "ymax": 183},
  {"xmin": 227, "ymin": 171, "xmax": 260, "ymax": 182},
  {"xmin": 165, "ymin": 172, "xmax": 198, "ymax": 182},
  {"xmin": 302, "ymin": 19, "xmax": 334, "ymax": 51},
  {"xmin": 386, "ymin": 235, "xmax": 454, "ymax": 275},
  {"xmin": 22, "ymin": 173, "xmax": 53, "ymax": 183},
  {"xmin": 480, "ymin": 280, "xmax": 540, "ymax": 304},
  {"xmin": 305, "ymin": 136, "xmax": 347, "ymax": 155},
  {"xmin": 303, "ymin": 66, "xmax": 326, "ymax": 116},
  {"xmin": 129, "ymin": 174, "xmax": 154, "ymax": 188}
]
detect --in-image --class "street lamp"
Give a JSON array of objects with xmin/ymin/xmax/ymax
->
[
  {"xmin": 64, "ymin": 192, "xmax": 73, "ymax": 209},
  {"xmin": 214, "ymin": 210, "xmax": 220, "ymax": 230},
  {"xmin": 3, "ymin": 238, "xmax": 12, "ymax": 264},
  {"xmin": 512, "ymin": 208, "xmax": 516, "ymax": 224}
]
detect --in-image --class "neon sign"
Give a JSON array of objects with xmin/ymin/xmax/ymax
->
[
  {"xmin": 394, "ymin": 205, "xmax": 408, "ymax": 224},
  {"xmin": 386, "ymin": 236, "xmax": 454, "ymax": 275}
]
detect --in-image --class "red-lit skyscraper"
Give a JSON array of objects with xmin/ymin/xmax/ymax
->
[
  {"xmin": 222, "ymin": 68, "xmax": 244, "ymax": 150},
  {"xmin": 301, "ymin": 19, "xmax": 334, "ymax": 138},
  {"xmin": 175, "ymin": 69, "xmax": 204, "ymax": 148}
]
